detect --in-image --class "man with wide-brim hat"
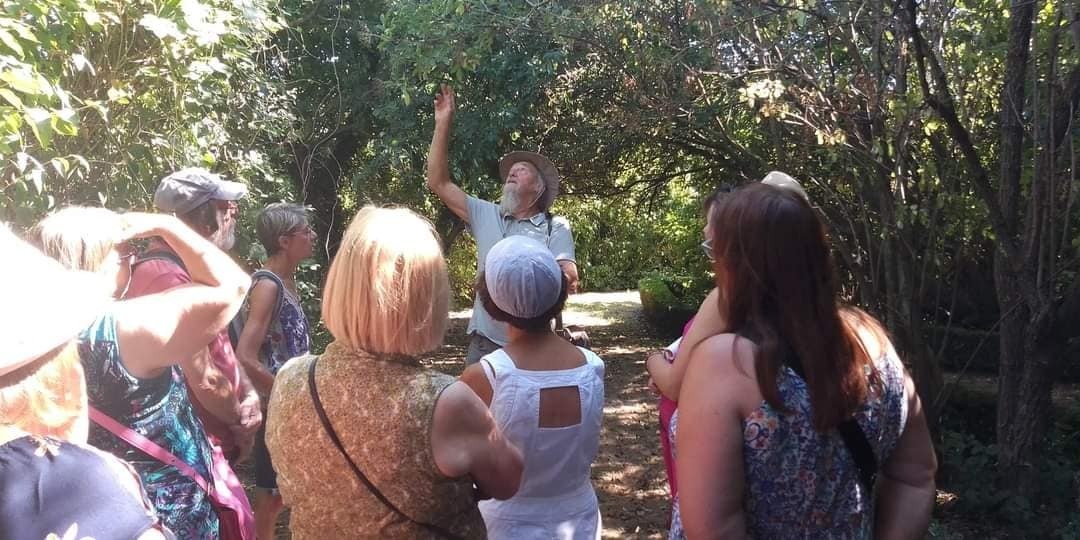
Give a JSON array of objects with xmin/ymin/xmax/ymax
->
[{"xmin": 425, "ymin": 84, "xmax": 580, "ymax": 365}]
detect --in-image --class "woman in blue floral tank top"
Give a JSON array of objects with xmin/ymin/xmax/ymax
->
[
  {"xmin": 670, "ymin": 184, "xmax": 937, "ymax": 539},
  {"xmin": 235, "ymin": 203, "xmax": 314, "ymax": 540}
]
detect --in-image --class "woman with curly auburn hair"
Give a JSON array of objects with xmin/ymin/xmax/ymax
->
[{"xmin": 670, "ymin": 183, "xmax": 936, "ymax": 539}]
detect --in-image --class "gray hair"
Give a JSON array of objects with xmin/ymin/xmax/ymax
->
[
  {"xmin": 256, "ymin": 203, "xmax": 309, "ymax": 256},
  {"xmin": 178, "ymin": 200, "xmax": 219, "ymax": 235}
]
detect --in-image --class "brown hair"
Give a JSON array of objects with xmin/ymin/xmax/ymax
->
[{"xmin": 709, "ymin": 183, "xmax": 881, "ymax": 431}]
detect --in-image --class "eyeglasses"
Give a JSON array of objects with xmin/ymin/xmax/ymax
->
[
  {"xmin": 701, "ymin": 239, "xmax": 714, "ymax": 262},
  {"xmin": 214, "ymin": 200, "xmax": 239, "ymax": 212},
  {"xmin": 286, "ymin": 225, "xmax": 315, "ymax": 237}
]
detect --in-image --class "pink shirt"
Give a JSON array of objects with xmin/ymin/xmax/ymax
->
[{"xmin": 125, "ymin": 245, "xmax": 240, "ymax": 453}]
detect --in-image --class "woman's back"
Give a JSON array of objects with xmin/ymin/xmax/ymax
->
[
  {"xmin": 670, "ymin": 349, "xmax": 908, "ymax": 539},
  {"xmin": 477, "ymin": 346, "xmax": 604, "ymax": 534},
  {"xmin": 266, "ymin": 343, "xmax": 486, "ymax": 539}
]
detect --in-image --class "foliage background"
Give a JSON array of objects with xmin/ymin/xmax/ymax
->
[{"xmin": 4, "ymin": 0, "xmax": 1079, "ymax": 536}]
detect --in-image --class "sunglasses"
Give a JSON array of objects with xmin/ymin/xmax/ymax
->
[
  {"xmin": 214, "ymin": 199, "xmax": 239, "ymax": 211},
  {"xmin": 701, "ymin": 239, "xmax": 714, "ymax": 262}
]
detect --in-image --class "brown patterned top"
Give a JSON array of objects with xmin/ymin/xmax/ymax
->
[{"xmin": 265, "ymin": 341, "xmax": 486, "ymax": 539}]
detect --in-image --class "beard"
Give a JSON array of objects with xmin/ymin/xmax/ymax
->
[
  {"xmin": 499, "ymin": 183, "xmax": 523, "ymax": 216},
  {"xmin": 211, "ymin": 216, "xmax": 237, "ymax": 251}
]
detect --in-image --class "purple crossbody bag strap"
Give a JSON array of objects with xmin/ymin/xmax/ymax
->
[{"xmin": 88, "ymin": 406, "xmax": 212, "ymax": 495}]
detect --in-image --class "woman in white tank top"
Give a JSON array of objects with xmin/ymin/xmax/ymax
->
[{"xmin": 460, "ymin": 236, "xmax": 605, "ymax": 540}]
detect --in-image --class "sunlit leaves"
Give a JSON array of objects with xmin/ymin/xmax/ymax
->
[{"xmin": 1, "ymin": 0, "xmax": 289, "ymax": 225}]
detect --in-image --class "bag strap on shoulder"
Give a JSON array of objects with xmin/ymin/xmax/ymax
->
[
  {"xmin": 134, "ymin": 250, "xmax": 186, "ymax": 272},
  {"xmin": 250, "ymin": 270, "xmax": 287, "ymax": 321},
  {"xmin": 306, "ymin": 357, "xmax": 464, "ymax": 540},
  {"xmin": 88, "ymin": 406, "xmax": 212, "ymax": 495},
  {"xmin": 780, "ymin": 352, "xmax": 878, "ymax": 491}
]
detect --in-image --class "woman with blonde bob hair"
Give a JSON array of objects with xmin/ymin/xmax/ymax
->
[{"xmin": 267, "ymin": 206, "xmax": 523, "ymax": 539}]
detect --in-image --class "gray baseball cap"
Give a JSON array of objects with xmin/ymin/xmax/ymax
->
[{"xmin": 154, "ymin": 167, "xmax": 247, "ymax": 215}]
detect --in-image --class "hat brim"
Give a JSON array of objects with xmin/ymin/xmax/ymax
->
[
  {"xmin": 0, "ymin": 229, "xmax": 113, "ymax": 376},
  {"xmin": 499, "ymin": 152, "xmax": 560, "ymax": 210},
  {"xmin": 212, "ymin": 179, "xmax": 247, "ymax": 201}
]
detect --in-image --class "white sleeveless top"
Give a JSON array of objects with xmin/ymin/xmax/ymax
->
[{"xmin": 477, "ymin": 347, "xmax": 606, "ymax": 526}]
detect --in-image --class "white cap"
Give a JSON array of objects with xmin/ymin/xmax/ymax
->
[{"xmin": 484, "ymin": 236, "xmax": 563, "ymax": 318}]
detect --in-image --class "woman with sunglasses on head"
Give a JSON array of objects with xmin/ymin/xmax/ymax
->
[
  {"xmin": 28, "ymin": 206, "xmax": 251, "ymax": 539},
  {"xmin": 0, "ymin": 224, "xmax": 173, "ymax": 539},
  {"xmin": 668, "ymin": 184, "xmax": 936, "ymax": 539}
]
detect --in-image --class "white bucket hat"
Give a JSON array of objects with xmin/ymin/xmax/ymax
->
[
  {"xmin": 484, "ymin": 236, "xmax": 563, "ymax": 318},
  {"xmin": 0, "ymin": 224, "xmax": 112, "ymax": 376}
]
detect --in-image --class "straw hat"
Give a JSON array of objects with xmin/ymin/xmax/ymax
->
[
  {"xmin": 498, "ymin": 151, "xmax": 560, "ymax": 212},
  {"xmin": 0, "ymin": 224, "xmax": 111, "ymax": 377}
]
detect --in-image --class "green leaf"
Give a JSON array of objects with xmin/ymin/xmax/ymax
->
[
  {"xmin": 0, "ymin": 29, "xmax": 23, "ymax": 58},
  {"xmin": 1, "ymin": 69, "xmax": 41, "ymax": 95},
  {"xmin": 0, "ymin": 88, "xmax": 22, "ymax": 108},
  {"xmin": 51, "ymin": 108, "xmax": 78, "ymax": 136},
  {"xmin": 106, "ymin": 87, "xmax": 130, "ymax": 104},
  {"xmin": 24, "ymin": 107, "xmax": 52, "ymax": 148},
  {"xmin": 50, "ymin": 156, "xmax": 69, "ymax": 176},
  {"xmin": 28, "ymin": 168, "xmax": 43, "ymax": 193},
  {"xmin": 83, "ymin": 10, "xmax": 103, "ymax": 28},
  {"xmin": 139, "ymin": 15, "xmax": 183, "ymax": 40}
]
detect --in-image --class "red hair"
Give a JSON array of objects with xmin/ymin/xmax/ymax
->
[{"xmin": 709, "ymin": 183, "xmax": 881, "ymax": 431}]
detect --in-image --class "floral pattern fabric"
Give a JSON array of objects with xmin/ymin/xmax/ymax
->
[
  {"xmin": 251, "ymin": 274, "xmax": 310, "ymax": 374},
  {"xmin": 79, "ymin": 313, "xmax": 219, "ymax": 539},
  {"xmin": 669, "ymin": 352, "xmax": 908, "ymax": 539}
]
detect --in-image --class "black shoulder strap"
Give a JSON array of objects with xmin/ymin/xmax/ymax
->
[
  {"xmin": 134, "ymin": 250, "xmax": 186, "ymax": 271},
  {"xmin": 774, "ymin": 344, "xmax": 879, "ymax": 492},
  {"xmin": 307, "ymin": 357, "xmax": 464, "ymax": 540},
  {"xmin": 251, "ymin": 270, "xmax": 287, "ymax": 321}
]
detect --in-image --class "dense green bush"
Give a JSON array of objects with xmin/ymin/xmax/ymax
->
[{"xmin": 638, "ymin": 272, "xmax": 704, "ymax": 337}]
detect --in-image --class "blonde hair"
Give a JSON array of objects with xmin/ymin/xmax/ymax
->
[
  {"xmin": 0, "ymin": 341, "xmax": 86, "ymax": 440},
  {"xmin": 322, "ymin": 207, "xmax": 449, "ymax": 356},
  {"xmin": 28, "ymin": 206, "xmax": 122, "ymax": 272}
]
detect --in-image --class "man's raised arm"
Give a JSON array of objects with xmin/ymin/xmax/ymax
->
[{"xmin": 426, "ymin": 84, "xmax": 469, "ymax": 222}]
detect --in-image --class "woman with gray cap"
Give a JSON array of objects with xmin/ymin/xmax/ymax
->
[
  {"xmin": 0, "ymin": 224, "xmax": 172, "ymax": 539},
  {"xmin": 460, "ymin": 235, "xmax": 605, "ymax": 540}
]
